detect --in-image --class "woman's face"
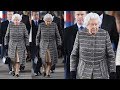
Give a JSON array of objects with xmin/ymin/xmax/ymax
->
[
  {"xmin": 44, "ymin": 18, "xmax": 52, "ymax": 26},
  {"xmin": 13, "ymin": 17, "xmax": 20, "ymax": 25},
  {"xmin": 87, "ymin": 19, "xmax": 99, "ymax": 35}
]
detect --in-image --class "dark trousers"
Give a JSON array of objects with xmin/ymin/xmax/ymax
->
[
  {"xmin": 64, "ymin": 55, "xmax": 78, "ymax": 79},
  {"xmin": 64, "ymin": 55, "xmax": 70, "ymax": 79},
  {"xmin": 31, "ymin": 45, "xmax": 42, "ymax": 73}
]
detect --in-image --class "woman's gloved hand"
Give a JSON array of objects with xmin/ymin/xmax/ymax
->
[
  {"xmin": 109, "ymin": 72, "xmax": 116, "ymax": 79},
  {"xmin": 4, "ymin": 45, "xmax": 8, "ymax": 49},
  {"xmin": 70, "ymin": 71, "xmax": 76, "ymax": 79}
]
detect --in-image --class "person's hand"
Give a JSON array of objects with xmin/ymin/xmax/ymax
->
[
  {"xmin": 57, "ymin": 45, "xmax": 62, "ymax": 50},
  {"xmin": 26, "ymin": 46, "xmax": 31, "ymax": 56},
  {"xmin": 70, "ymin": 71, "xmax": 76, "ymax": 79},
  {"xmin": 109, "ymin": 72, "xmax": 116, "ymax": 79},
  {"xmin": 116, "ymin": 66, "xmax": 120, "ymax": 79},
  {"xmin": 26, "ymin": 46, "xmax": 30, "ymax": 52},
  {"xmin": 4, "ymin": 45, "xmax": 8, "ymax": 49},
  {"xmin": 36, "ymin": 45, "xmax": 39, "ymax": 50}
]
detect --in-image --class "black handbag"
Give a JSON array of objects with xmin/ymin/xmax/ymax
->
[
  {"xmin": 2, "ymin": 56, "xmax": 11, "ymax": 64},
  {"xmin": 2, "ymin": 47, "xmax": 11, "ymax": 64}
]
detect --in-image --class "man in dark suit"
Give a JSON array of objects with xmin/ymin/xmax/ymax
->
[
  {"xmin": 31, "ymin": 11, "xmax": 43, "ymax": 76},
  {"xmin": 0, "ymin": 11, "xmax": 14, "ymax": 74},
  {"xmin": 21, "ymin": 11, "xmax": 31, "ymax": 34},
  {"xmin": 64, "ymin": 11, "xmax": 87, "ymax": 79},
  {"xmin": 94, "ymin": 11, "xmax": 119, "ymax": 52},
  {"xmin": 94, "ymin": 11, "xmax": 119, "ymax": 79}
]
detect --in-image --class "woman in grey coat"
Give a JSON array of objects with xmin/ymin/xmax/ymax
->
[
  {"xmin": 70, "ymin": 12, "xmax": 116, "ymax": 79},
  {"xmin": 4, "ymin": 14, "xmax": 29, "ymax": 77},
  {"xmin": 36, "ymin": 13, "xmax": 61, "ymax": 77}
]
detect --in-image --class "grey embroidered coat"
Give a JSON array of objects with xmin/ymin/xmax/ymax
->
[
  {"xmin": 70, "ymin": 28, "xmax": 116, "ymax": 79},
  {"xmin": 36, "ymin": 22, "xmax": 61, "ymax": 65},
  {"xmin": 4, "ymin": 22, "xmax": 29, "ymax": 65}
]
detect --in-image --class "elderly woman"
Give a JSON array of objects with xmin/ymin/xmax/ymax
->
[
  {"xmin": 4, "ymin": 14, "xmax": 29, "ymax": 77},
  {"xmin": 70, "ymin": 13, "xmax": 116, "ymax": 79},
  {"xmin": 36, "ymin": 13, "xmax": 61, "ymax": 77}
]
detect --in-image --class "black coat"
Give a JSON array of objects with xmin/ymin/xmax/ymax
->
[
  {"xmin": 0, "ymin": 20, "xmax": 9, "ymax": 45},
  {"xmin": 21, "ymin": 15, "xmax": 31, "ymax": 34},
  {"xmin": 53, "ymin": 16, "xmax": 63, "ymax": 43},
  {"xmin": 31, "ymin": 19, "xmax": 43, "ymax": 46},
  {"xmin": 101, "ymin": 14, "xmax": 119, "ymax": 51},
  {"xmin": 64, "ymin": 24, "xmax": 78, "ymax": 56},
  {"xmin": 63, "ymin": 24, "xmax": 78, "ymax": 79}
]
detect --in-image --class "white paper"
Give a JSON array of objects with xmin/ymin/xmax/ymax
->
[
  {"xmin": 29, "ymin": 28, "xmax": 32, "ymax": 42},
  {"xmin": 34, "ymin": 57, "xmax": 38, "ymax": 64},
  {"xmin": 2, "ymin": 57, "xmax": 6, "ymax": 64}
]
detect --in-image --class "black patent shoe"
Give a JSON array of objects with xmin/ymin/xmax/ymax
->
[
  {"xmin": 46, "ymin": 74, "xmax": 51, "ymax": 78},
  {"xmin": 12, "ymin": 71, "xmax": 15, "ymax": 76},
  {"xmin": 43, "ymin": 72, "xmax": 46, "ymax": 77},
  {"xmin": 20, "ymin": 65, "xmax": 25, "ymax": 71},
  {"xmin": 51, "ymin": 70, "xmax": 54, "ymax": 73},
  {"xmin": 15, "ymin": 74, "xmax": 19, "ymax": 77}
]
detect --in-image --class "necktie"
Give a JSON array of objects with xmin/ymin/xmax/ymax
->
[
  {"xmin": 35, "ymin": 21, "xmax": 38, "ymax": 26},
  {"xmin": 79, "ymin": 26, "xmax": 84, "ymax": 31}
]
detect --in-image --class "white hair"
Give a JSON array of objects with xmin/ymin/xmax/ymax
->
[
  {"xmin": 43, "ymin": 13, "xmax": 53, "ymax": 21},
  {"xmin": 12, "ymin": 14, "xmax": 22, "ymax": 22},
  {"xmin": 83, "ymin": 12, "xmax": 102, "ymax": 27}
]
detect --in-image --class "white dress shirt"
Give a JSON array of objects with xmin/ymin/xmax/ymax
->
[
  {"xmin": 99, "ymin": 14, "xmax": 103, "ymax": 28},
  {"xmin": 77, "ymin": 23, "xmax": 85, "ymax": 31}
]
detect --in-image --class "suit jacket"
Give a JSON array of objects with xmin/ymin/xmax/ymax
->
[
  {"xmin": 64, "ymin": 24, "xmax": 78, "ymax": 56},
  {"xmin": 21, "ymin": 15, "xmax": 31, "ymax": 34},
  {"xmin": 53, "ymin": 16, "xmax": 63, "ymax": 42},
  {"xmin": 70, "ymin": 28, "xmax": 116, "ymax": 79},
  {"xmin": 101, "ymin": 14, "xmax": 119, "ymax": 51},
  {"xmin": 31, "ymin": 19, "xmax": 43, "ymax": 46},
  {"xmin": 0, "ymin": 20, "xmax": 9, "ymax": 45}
]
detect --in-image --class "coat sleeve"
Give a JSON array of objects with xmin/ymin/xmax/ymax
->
[
  {"xmin": 110, "ymin": 16, "xmax": 119, "ymax": 51},
  {"xmin": 24, "ymin": 24, "xmax": 29, "ymax": 46},
  {"xmin": 36, "ymin": 24, "xmax": 41, "ymax": 46},
  {"xmin": 70, "ymin": 31, "xmax": 79, "ymax": 71},
  {"xmin": 55, "ymin": 23, "xmax": 62, "ymax": 46},
  {"xmin": 115, "ymin": 35, "xmax": 120, "ymax": 66},
  {"xmin": 106, "ymin": 31, "xmax": 116, "ymax": 73},
  {"xmin": 4, "ymin": 24, "xmax": 10, "ymax": 45}
]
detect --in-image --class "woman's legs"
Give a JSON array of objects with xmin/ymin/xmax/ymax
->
[
  {"xmin": 46, "ymin": 49, "xmax": 52, "ymax": 77},
  {"xmin": 14, "ymin": 48, "xmax": 20, "ymax": 77},
  {"xmin": 43, "ymin": 49, "xmax": 52, "ymax": 77},
  {"xmin": 42, "ymin": 52, "xmax": 48, "ymax": 76}
]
